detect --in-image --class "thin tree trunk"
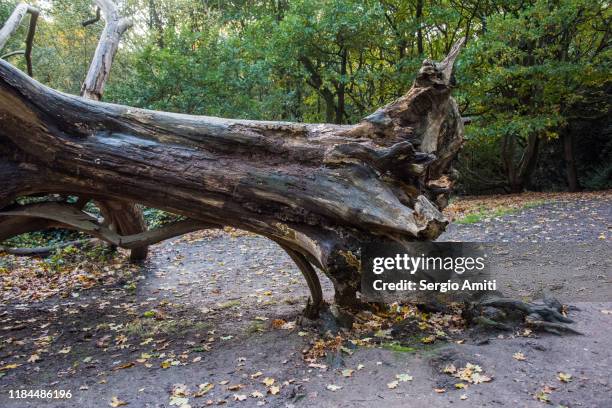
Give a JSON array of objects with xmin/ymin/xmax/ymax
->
[
  {"xmin": 81, "ymin": 0, "xmax": 132, "ymax": 101},
  {"xmin": 416, "ymin": 0, "xmax": 424, "ymax": 55},
  {"xmin": 81, "ymin": 0, "xmax": 148, "ymax": 261},
  {"xmin": 563, "ymin": 131, "xmax": 581, "ymax": 192},
  {"xmin": 335, "ymin": 47, "xmax": 347, "ymax": 124}
]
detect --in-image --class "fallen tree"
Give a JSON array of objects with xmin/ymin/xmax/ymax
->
[
  {"xmin": 1, "ymin": 2, "xmax": 466, "ymax": 321},
  {"xmin": 0, "ymin": 4, "xmax": 580, "ymax": 334},
  {"xmin": 0, "ymin": 29, "xmax": 465, "ymax": 312}
]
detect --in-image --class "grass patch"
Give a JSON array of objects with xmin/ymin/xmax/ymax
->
[
  {"xmin": 216, "ymin": 300, "xmax": 241, "ymax": 310},
  {"xmin": 382, "ymin": 342, "xmax": 417, "ymax": 353},
  {"xmin": 245, "ymin": 321, "xmax": 266, "ymax": 334},
  {"xmin": 124, "ymin": 318, "xmax": 209, "ymax": 338},
  {"xmin": 454, "ymin": 200, "xmax": 546, "ymax": 224}
]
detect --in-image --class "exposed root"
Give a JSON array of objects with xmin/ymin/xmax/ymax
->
[
  {"xmin": 464, "ymin": 292, "xmax": 582, "ymax": 335},
  {"xmin": 0, "ymin": 239, "xmax": 97, "ymax": 257}
]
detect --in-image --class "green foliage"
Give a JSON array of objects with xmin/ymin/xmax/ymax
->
[
  {"xmin": 1, "ymin": 0, "xmax": 609, "ymax": 198},
  {"xmin": 582, "ymin": 162, "xmax": 612, "ymax": 190},
  {"xmin": 3, "ymin": 229, "xmax": 83, "ymax": 248},
  {"xmin": 456, "ymin": 0, "xmax": 610, "ymax": 191},
  {"xmin": 46, "ymin": 243, "xmax": 114, "ymax": 272},
  {"xmin": 142, "ymin": 207, "xmax": 185, "ymax": 229}
]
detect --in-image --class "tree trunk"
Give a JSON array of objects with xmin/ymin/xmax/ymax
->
[
  {"xmin": 563, "ymin": 131, "xmax": 581, "ymax": 192},
  {"xmin": 0, "ymin": 3, "xmax": 37, "ymax": 51},
  {"xmin": 416, "ymin": 0, "xmax": 424, "ymax": 55},
  {"xmin": 501, "ymin": 133, "xmax": 540, "ymax": 193},
  {"xmin": 0, "ymin": 40, "xmax": 465, "ymax": 310},
  {"xmin": 81, "ymin": 0, "xmax": 132, "ymax": 101},
  {"xmin": 80, "ymin": 0, "xmax": 149, "ymax": 261}
]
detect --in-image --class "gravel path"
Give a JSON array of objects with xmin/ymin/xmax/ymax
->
[{"xmin": 440, "ymin": 195, "xmax": 611, "ymax": 242}]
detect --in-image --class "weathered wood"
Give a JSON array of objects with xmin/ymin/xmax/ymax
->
[
  {"xmin": 0, "ymin": 203, "xmax": 213, "ymax": 249},
  {"xmin": 0, "ymin": 3, "xmax": 37, "ymax": 51},
  {"xmin": 279, "ymin": 243, "xmax": 324, "ymax": 318},
  {"xmin": 81, "ymin": 0, "xmax": 132, "ymax": 101},
  {"xmin": 0, "ymin": 3, "xmax": 39, "ymax": 77},
  {"xmin": 79, "ymin": 0, "xmax": 148, "ymax": 261},
  {"xmin": 0, "ymin": 40, "xmax": 464, "ymax": 309}
]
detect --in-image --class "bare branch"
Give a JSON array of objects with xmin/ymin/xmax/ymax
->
[
  {"xmin": 81, "ymin": 0, "xmax": 133, "ymax": 101},
  {"xmin": 0, "ymin": 2, "xmax": 39, "ymax": 76},
  {"xmin": 0, "ymin": 50, "xmax": 24, "ymax": 59},
  {"xmin": 0, "ymin": 3, "xmax": 39, "ymax": 51},
  {"xmin": 0, "ymin": 203, "xmax": 215, "ymax": 249},
  {"xmin": 82, "ymin": 7, "xmax": 101, "ymax": 27},
  {"xmin": 23, "ymin": 6, "xmax": 38, "ymax": 77},
  {"xmin": 0, "ymin": 239, "xmax": 97, "ymax": 257}
]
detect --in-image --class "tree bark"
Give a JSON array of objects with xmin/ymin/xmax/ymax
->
[
  {"xmin": 0, "ymin": 40, "xmax": 465, "ymax": 309},
  {"xmin": 0, "ymin": 3, "xmax": 37, "ymax": 51},
  {"xmin": 562, "ymin": 131, "xmax": 581, "ymax": 192},
  {"xmin": 79, "ymin": 0, "xmax": 148, "ymax": 261},
  {"xmin": 81, "ymin": 0, "xmax": 132, "ymax": 101},
  {"xmin": 501, "ymin": 133, "xmax": 540, "ymax": 193},
  {"xmin": 0, "ymin": 3, "xmax": 39, "ymax": 77},
  {"xmin": 416, "ymin": 0, "xmax": 424, "ymax": 55}
]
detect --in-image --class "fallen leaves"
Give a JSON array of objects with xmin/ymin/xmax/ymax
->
[
  {"xmin": 113, "ymin": 361, "xmax": 135, "ymax": 370},
  {"xmin": 110, "ymin": 396, "xmax": 128, "ymax": 407},
  {"xmin": 557, "ymin": 372, "xmax": 572, "ymax": 383},
  {"xmin": 387, "ymin": 380, "xmax": 398, "ymax": 389},
  {"xmin": 341, "ymin": 368, "xmax": 354, "ymax": 377},
  {"xmin": 421, "ymin": 335, "xmax": 436, "ymax": 344},
  {"xmin": 169, "ymin": 384, "xmax": 190, "ymax": 407},
  {"xmin": 534, "ymin": 392, "xmax": 549, "ymax": 403},
  {"xmin": 444, "ymin": 363, "xmax": 493, "ymax": 385},
  {"xmin": 194, "ymin": 383, "xmax": 214, "ymax": 397},
  {"xmin": 513, "ymin": 352, "xmax": 527, "ymax": 361},
  {"xmin": 396, "ymin": 373, "xmax": 413, "ymax": 382},
  {"xmin": 0, "ymin": 363, "xmax": 21, "ymax": 371},
  {"xmin": 303, "ymin": 336, "xmax": 343, "ymax": 361},
  {"xmin": 271, "ymin": 319, "xmax": 286, "ymax": 329},
  {"xmin": 168, "ymin": 396, "xmax": 189, "ymax": 407},
  {"xmin": 443, "ymin": 364, "xmax": 457, "ymax": 374},
  {"xmin": 27, "ymin": 354, "xmax": 40, "ymax": 363},
  {"xmin": 0, "ymin": 244, "xmax": 133, "ymax": 303},
  {"xmin": 271, "ymin": 319, "xmax": 295, "ymax": 330},
  {"xmin": 250, "ymin": 390, "xmax": 264, "ymax": 398}
]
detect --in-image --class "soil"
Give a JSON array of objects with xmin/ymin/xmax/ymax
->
[{"xmin": 0, "ymin": 196, "xmax": 611, "ymax": 408}]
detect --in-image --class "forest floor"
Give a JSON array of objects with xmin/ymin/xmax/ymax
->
[{"xmin": 0, "ymin": 191, "xmax": 610, "ymax": 408}]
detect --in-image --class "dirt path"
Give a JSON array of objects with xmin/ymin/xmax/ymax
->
[
  {"xmin": 441, "ymin": 193, "xmax": 611, "ymax": 242},
  {"xmin": 1, "ymin": 200, "xmax": 611, "ymax": 407}
]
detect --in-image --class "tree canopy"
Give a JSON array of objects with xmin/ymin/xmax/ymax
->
[{"xmin": 1, "ymin": 0, "xmax": 610, "ymax": 192}]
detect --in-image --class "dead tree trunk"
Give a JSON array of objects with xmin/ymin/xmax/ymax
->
[
  {"xmin": 0, "ymin": 3, "xmax": 37, "ymax": 51},
  {"xmin": 0, "ymin": 36, "xmax": 465, "ymax": 313},
  {"xmin": 0, "ymin": 0, "xmax": 149, "ymax": 261},
  {"xmin": 80, "ymin": 0, "xmax": 149, "ymax": 261},
  {"xmin": 0, "ymin": 2, "xmax": 38, "ymax": 77}
]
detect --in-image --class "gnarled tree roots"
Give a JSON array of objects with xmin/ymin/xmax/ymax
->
[{"xmin": 464, "ymin": 292, "xmax": 582, "ymax": 335}]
